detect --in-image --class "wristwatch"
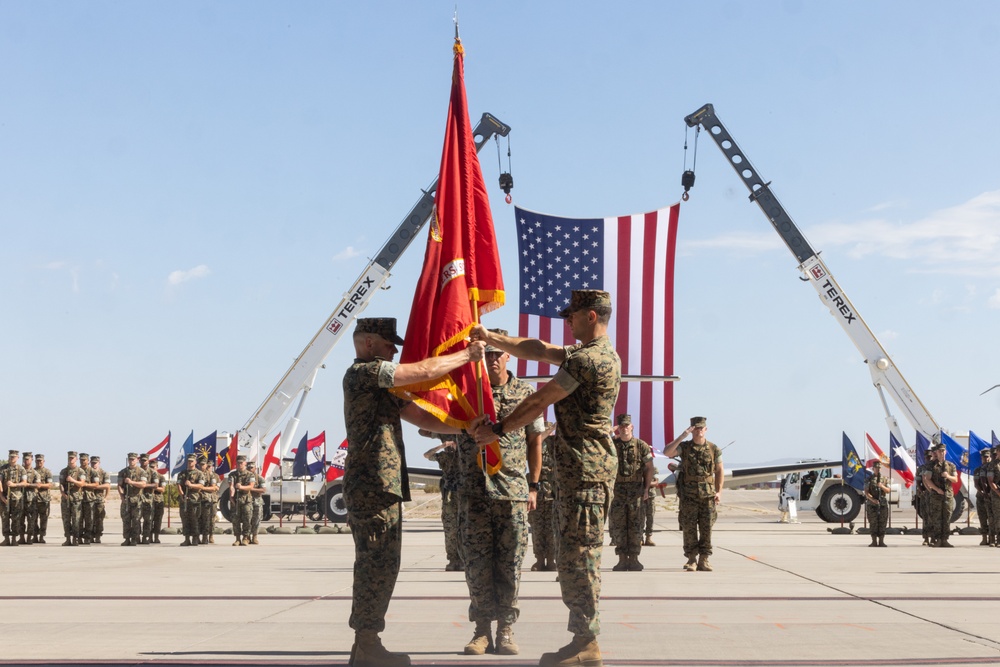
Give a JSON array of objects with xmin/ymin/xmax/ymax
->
[
  {"xmin": 491, "ymin": 421, "xmax": 505, "ymax": 437},
  {"xmin": 528, "ymin": 481, "xmax": 540, "ymax": 492}
]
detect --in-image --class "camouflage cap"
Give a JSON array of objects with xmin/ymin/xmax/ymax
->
[
  {"xmin": 690, "ymin": 416, "xmax": 707, "ymax": 428},
  {"xmin": 22, "ymin": 451, "xmax": 32, "ymax": 459},
  {"xmin": 35, "ymin": 453, "xmax": 44, "ymax": 460},
  {"xmin": 355, "ymin": 317, "xmax": 404, "ymax": 345},
  {"xmin": 196, "ymin": 455, "xmax": 208, "ymax": 464},
  {"xmin": 127, "ymin": 452, "xmax": 138, "ymax": 460},
  {"xmin": 139, "ymin": 453, "xmax": 149, "ymax": 461},
  {"xmin": 871, "ymin": 459, "xmax": 882, "ymax": 467},
  {"xmin": 67, "ymin": 451, "xmax": 78, "ymax": 458},
  {"xmin": 185, "ymin": 453, "xmax": 196, "ymax": 462},
  {"xmin": 616, "ymin": 414, "xmax": 632, "ymax": 426},
  {"xmin": 929, "ymin": 443, "xmax": 946, "ymax": 452},
  {"xmin": 236, "ymin": 454, "xmax": 247, "ymax": 463},
  {"xmin": 8, "ymin": 449, "xmax": 18, "ymax": 457},
  {"xmin": 79, "ymin": 452, "xmax": 89, "ymax": 460},
  {"xmin": 91, "ymin": 456, "xmax": 100, "ymax": 463},
  {"xmin": 486, "ymin": 328, "xmax": 508, "ymax": 353},
  {"xmin": 558, "ymin": 290, "xmax": 612, "ymax": 318}
]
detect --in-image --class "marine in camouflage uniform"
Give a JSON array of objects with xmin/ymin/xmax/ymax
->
[
  {"xmin": 176, "ymin": 454, "xmax": 203, "ymax": 546},
  {"xmin": 0, "ymin": 454, "xmax": 8, "ymax": 545},
  {"xmin": 343, "ymin": 317, "xmax": 485, "ymax": 667},
  {"xmin": 528, "ymin": 428, "xmax": 557, "ymax": 571},
  {"xmin": 248, "ymin": 461, "xmax": 266, "ymax": 544},
  {"xmin": 454, "ymin": 332, "xmax": 544, "ymax": 656},
  {"xmin": 608, "ymin": 414, "xmax": 654, "ymax": 571},
  {"xmin": 32, "ymin": 454, "xmax": 53, "ymax": 543},
  {"xmin": 89, "ymin": 456, "xmax": 111, "ymax": 543},
  {"xmin": 21, "ymin": 453, "xmax": 37, "ymax": 544},
  {"xmin": 912, "ymin": 460, "xmax": 931, "ymax": 545},
  {"xmin": 987, "ymin": 447, "xmax": 1000, "ymax": 547},
  {"xmin": 973, "ymin": 449, "xmax": 993, "ymax": 545},
  {"xmin": 60, "ymin": 451, "xmax": 87, "ymax": 546},
  {"xmin": 118, "ymin": 452, "xmax": 147, "ymax": 546},
  {"xmin": 230, "ymin": 456, "xmax": 254, "ymax": 545},
  {"xmin": 470, "ymin": 290, "xmax": 621, "ymax": 667},
  {"xmin": 922, "ymin": 443, "xmax": 957, "ymax": 547},
  {"xmin": 1, "ymin": 450, "xmax": 27, "ymax": 546},
  {"xmin": 78, "ymin": 453, "xmax": 94, "ymax": 543},
  {"xmin": 640, "ymin": 472, "xmax": 659, "ymax": 546},
  {"xmin": 200, "ymin": 460, "xmax": 220, "ymax": 545},
  {"xmin": 422, "ymin": 437, "xmax": 463, "ymax": 570},
  {"xmin": 664, "ymin": 416, "xmax": 724, "ymax": 572},
  {"xmin": 149, "ymin": 460, "xmax": 165, "ymax": 543},
  {"xmin": 864, "ymin": 460, "xmax": 890, "ymax": 547},
  {"xmin": 138, "ymin": 454, "xmax": 155, "ymax": 543}
]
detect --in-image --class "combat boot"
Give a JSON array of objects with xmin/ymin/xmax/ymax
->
[
  {"xmin": 530, "ymin": 559, "xmax": 545, "ymax": 571},
  {"xmin": 937, "ymin": 539, "xmax": 954, "ymax": 548},
  {"xmin": 351, "ymin": 630, "xmax": 411, "ymax": 667},
  {"xmin": 94, "ymin": 536, "xmax": 101, "ymax": 544},
  {"xmin": 202, "ymin": 534, "xmax": 210, "ymax": 545},
  {"xmin": 251, "ymin": 534, "xmax": 259, "ymax": 545},
  {"xmin": 629, "ymin": 555, "xmax": 644, "ymax": 571},
  {"xmin": 15, "ymin": 536, "xmax": 25, "ymax": 545},
  {"xmin": 0, "ymin": 537, "xmax": 9, "ymax": 547},
  {"xmin": 62, "ymin": 538, "xmax": 73, "ymax": 546},
  {"xmin": 697, "ymin": 555, "xmax": 713, "ymax": 571},
  {"xmin": 643, "ymin": 535, "xmax": 656, "ymax": 547},
  {"xmin": 612, "ymin": 554, "xmax": 629, "ymax": 571},
  {"xmin": 208, "ymin": 534, "xmax": 214, "ymax": 544},
  {"xmin": 877, "ymin": 536, "xmax": 886, "ymax": 547},
  {"xmin": 683, "ymin": 556, "xmax": 697, "ymax": 572},
  {"xmin": 495, "ymin": 624, "xmax": 519, "ymax": 655},
  {"xmin": 37, "ymin": 537, "xmax": 45, "ymax": 544},
  {"xmin": 181, "ymin": 537, "xmax": 191, "ymax": 546},
  {"xmin": 233, "ymin": 538, "xmax": 241, "ymax": 546},
  {"xmin": 981, "ymin": 535, "xmax": 989, "ymax": 546},
  {"xmin": 154, "ymin": 535, "xmax": 161, "ymax": 544},
  {"xmin": 539, "ymin": 636, "xmax": 603, "ymax": 667},
  {"xmin": 464, "ymin": 622, "xmax": 493, "ymax": 655},
  {"xmin": 869, "ymin": 535, "xmax": 878, "ymax": 547}
]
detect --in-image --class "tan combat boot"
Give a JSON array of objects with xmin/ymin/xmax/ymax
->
[
  {"xmin": 251, "ymin": 534, "xmax": 259, "ymax": 545},
  {"xmin": 352, "ymin": 630, "xmax": 411, "ymax": 667},
  {"xmin": 208, "ymin": 534, "xmax": 214, "ymax": 544},
  {"xmin": 643, "ymin": 535, "xmax": 656, "ymax": 547},
  {"xmin": 539, "ymin": 635, "xmax": 603, "ymax": 667},
  {"xmin": 232, "ymin": 538, "xmax": 241, "ymax": 546},
  {"xmin": 495, "ymin": 623, "xmax": 519, "ymax": 655},
  {"xmin": 464, "ymin": 622, "xmax": 493, "ymax": 655},
  {"xmin": 683, "ymin": 556, "xmax": 697, "ymax": 572},
  {"xmin": 697, "ymin": 554, "xmax": 713, "ymax": 571}
]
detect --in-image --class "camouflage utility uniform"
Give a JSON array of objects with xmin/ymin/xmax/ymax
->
[
  {"xmin": 90, "ymin": 462, "xmax": 110, "ymax": 543},
  {"xmin": 973, "ymin": 454, "xmax": 992, "ymax": 545},
  {"xmin": 60, "ymin": 458, "xmax": 87, "ymax": 545},
  {"xmin": 177, "ymin": 460, "xmax": 204, "ymax": 543},
  {"xmin": 527, "ymin": 436, "xmax": 557, "ymax": 570},
  {"xmin": 457, "ymin": 373, "xmax": 543, "ymax": 647},
  {"xmin": 609, "ymin": 429, "xmax": 652, "ymax": 566},
  {"xmin": 988, "ymin": 453, "xmax": 1000, "ymax": 546},
  {"xmin": 33, "ymin": 458, "xmax": 53, "ymax": 543},
  {"xmin": 342, "ymin": 354, "xmax": 410, "ymax": 633},
  {"xmin": 149, "ymin": 465, "xmax": 165, "ymax": 542},
  {"xmin": 550, "ymin": 334, "xmax": 621, "ymax": 642},
  {"xmin": 250, "ymin": 467, "xmax": 266, "ymax": 543},
  {"xmin": 230, "ymin": 464, "xmax": 254, "ymax": 544},
  {"xmin": 676, "ymin": 438, "xmax": 722, "ymax": 563},
  {"xmin": 22, "ymin": 456, "xmax": 38, "ymax": 543},
  {"xmin": 925, "ymin": 455, "xmax": 956, "ymax": 546},
  {"xmin": 2, "ymin": 458, "xmax": 27, "ymax": 545},
  {"xmin": 200, "ymin": 465, "xmax": 219, "ymax": 544},
  {"xmin": 119, "ymin": 457, "xmax": 147, "ymax": 546},
  {"xmin": 865, "ymin": 471, "xmax": 889, "ymax": 545}
]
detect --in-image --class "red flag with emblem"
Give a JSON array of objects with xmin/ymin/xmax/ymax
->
[{"xmin": 390, "ymin": 36, "xmax": 504, "ymax": 472}]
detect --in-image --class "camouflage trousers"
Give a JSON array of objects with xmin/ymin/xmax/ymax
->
[
  {"xmin": 460, "ymin": 495, "xmax": 528, "ymax": 626},
  {"xmin": 4, "ymin": 497, "xmax": 25, "ymax": 538},
  {"xmin": 865, "ymin": 502, "xmax": 888, "ymax": 537},
  {"xmin": 200, "ymin": 501, "xmax": 217, "ymax": 538},
  {"xmin": 678, "ymin": 496, "xmax": 716, "ymax": 558},
  {"xmin": 347, "ymin": 496, "xmax": 402, "ymax": 632},
  {"xmin": 528, "ymin": 497, "xmax": 556, "ymax": 562},
  {"xmin": 0, "ymin": 501, "xmax": 8, "ymax": 537},
  {"xmin": 81, "ymin": 500, "xmax": 95, "ymax": 539},
  {"xmin": 62, "ymin": 498, "xmax": 82, "ymax": 539},
  {"xmin": 441, "ymin": 489, "xmax": 463, "ymax": 564},
  {"xmin": 925, "ymin": 492, "xmax": 954, "ymax": 542},
  {"xmin": 34, "ymin": 501, "xmax": 50, "ymax": 538},
  {"xmin": 181, "ymin": 499, "xmax": 202, "ymax": 537},
  {"xmin": 641, "ymin": 496, "xmax": 655, "ymax": 536},
  {"xmin": 915, "ymin": 495, "xmax": 931, "ymax": 538},
  {"xmin": 92, "ymin": 501, "xmax": 106, "ymax": 538},
  {"xmin": 251, "ymin": 501, "xmax": 262, "ymax": 536},
  {"xmin": 122, "ymin": 497, "xmax": 142, "ymax": 542},
  {"xmin": 609, "ymin": 481, "xmax": 644, "ymax": 556},
  {"xmin": 233, "ymin": 501, "xmax": 252, "ymax": 539},
  {"xmin": 141, "ymin": 498, "xmax": 153, "ymax": 540},
  {"xmin": 556, "ymin": 481, "xmax": 609, "ymax": 641},
  {"xmin": 22, "ymin": 497, "xmax": 37, "ymax": 538},
  {"xmin": 975, "ymin": 493, "xmax": 990, "ymax": 536},
  {"xmin": 151, "ymin": 501, "xmax": 164, "ymax": 537},
  {"xmin": 989, "ymin": 494, "xmax": 1000, "ymax": 541}
]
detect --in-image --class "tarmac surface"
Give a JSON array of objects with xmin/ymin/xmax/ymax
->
[{"xmin": 4, "ymin": 489, "xmax": 1000, "ymax": 667}]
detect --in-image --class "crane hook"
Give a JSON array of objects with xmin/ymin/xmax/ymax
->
[{"xmin": 681, "ymin": 169, "xmax": 695, "ymax": 201}]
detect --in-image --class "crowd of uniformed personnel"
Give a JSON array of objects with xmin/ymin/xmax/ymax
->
[{"xmin": 0, "ymin": 448, "xmax": 267, "ymax": 548}]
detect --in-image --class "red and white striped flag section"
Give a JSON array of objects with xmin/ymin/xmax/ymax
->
[
  {"xmin": 147, "ymin": 432, "xmax": 170, "ymax": 476},
  {"xmin": 514, "ymin": 204, "xmax": 680, "ymax": 446},
  {"xmin": 390, "ymin": 36, "xmax": 505, "ymax": 472},
  {"xmin": 865, "ymin": 433, "xmax": 890, "ymax": 469},
  {"xmin": 326, "ymin": 438, "xmax": 349, "ymax": 482},
  {"xmin": 261, "ymin": 432, "xmax": 282, "ymax": 481}
]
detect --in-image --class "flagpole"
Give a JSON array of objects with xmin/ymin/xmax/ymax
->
[{"xmin": 862, "ymin": 434, "xmax": 868, "ymax": 531}]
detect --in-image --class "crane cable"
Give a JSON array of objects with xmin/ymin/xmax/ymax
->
[
  {"xmin": 496, "ymin": 134, "xmax": 513, "ymax": 204},
  {"xmin": 681, "ymin": 124, "xmax": 699, "ymax": 201}
]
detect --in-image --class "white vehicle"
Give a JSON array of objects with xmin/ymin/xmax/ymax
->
[
  {"xmin": 684, "ymin": 104, "xmax": 968, "ymax": 522},
  {"xmin": 217, "ymin": 113, "xmax": 511, "ymax": 523}
]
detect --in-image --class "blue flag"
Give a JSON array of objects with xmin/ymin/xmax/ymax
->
[
  {"xmin": 172, "ymin": 430, "xmax": 194, "ymax": 476},
  {"xmin": 193, "ymin": 431, "xmax": 217, "ymax": 466},
  {"xmin": 969, "ymin": 431, "xmax": 990, "ymax": 472},
  {"xmin": 993, "ymin": 430, "xmax": 999, "ymax": 449},
  {"xmin": 941, "ymin": 431, "xmax": 968, "ymax": 473},
  {"xmin": 915, "ymin": 431, "xmax": 930, "ymax": 468},
  {"xmin": 842, "ymin": 432, "xmax": 867, "ymax": 491}
]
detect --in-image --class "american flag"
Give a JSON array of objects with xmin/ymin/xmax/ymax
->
[{"xmin": 514, "ymin": 204, "xmax": 680, "ymax": 447}]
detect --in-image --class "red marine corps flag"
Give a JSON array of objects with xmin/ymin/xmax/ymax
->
[{"xmin": 391, "ymin": 33, "xmax": 505, "ymax": 473}]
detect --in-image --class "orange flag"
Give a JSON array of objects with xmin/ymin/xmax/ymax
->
[{"xmin": 391, "ymin": 36, "xmax": 505, "ymax": 472}]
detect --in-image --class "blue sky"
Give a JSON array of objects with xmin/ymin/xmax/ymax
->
[{"xmin": 3, "ymin": 2, "xmax": 999, "ymax": 471}]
